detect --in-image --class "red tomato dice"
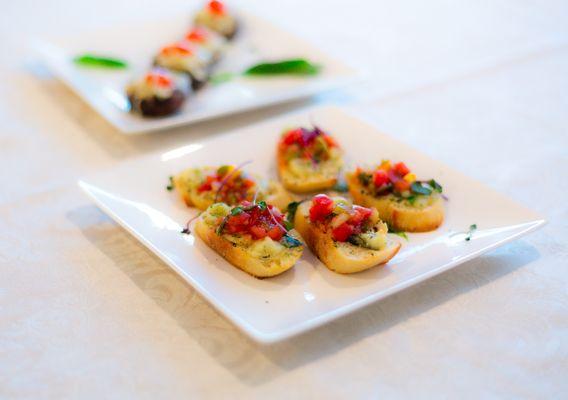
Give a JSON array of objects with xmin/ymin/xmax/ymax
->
[
  {"xmin": 393, "ymin": 162, "xmax": 410, "ymax": 177},
  {"xmin": 309, "ymin": 194, "xmax": 334, "ymax": 222},
  {"xmin": 372, "ymin": 169, "xmax": 389, "ymax": 187},
  {"xmin": 332, "ymin": 223, "xmax": 355, "ymax": 242}
]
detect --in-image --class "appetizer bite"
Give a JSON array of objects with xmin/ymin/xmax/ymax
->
[
  {"xmin": 126, "ymin": 68, "xmax": 188, "ymax": 117},
  {"xmin": 154, "ymin": 42, "xmax": 209, "ymax": 90},
  {"xmin": 194, "ymin": 201, "xmax": 303, "ymax": 278},
  {"xmin": 194, "ymin": 0, "xmax": 238, "ymax": 40},
  {"xmin": 347, "ymin": 161, "xmax": 444, "ymax": 232},
  {"xmin": 294, "ymin": 194, "xmax": 401, "ymax": 274},
  {"xmin": 184, "ymin": 26, "xmax": 227, "ymax": 64},
  {"xmin": 277, "ymin": 127, "xmax": 344, "ymax": 193},
  {"xmin": 171, "ymin": 165, "xmax": 291, "ymax": 211}
]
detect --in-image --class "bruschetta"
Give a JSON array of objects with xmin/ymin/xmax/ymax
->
[
  {"xmin": 194, "ymin": 201, "xmax": 303, "ymax": 277},
  {"xmin": 171, "ymin": 165, "xmax": 291, "ymax": 211},
  {"xmin": 194, "ymin": 0, "xmax": 238, "ymax": 40},
  {"xmin": 293, "ymin": 194, "xmax": 401, "ymax": 274},
  {"xmin": 346, "ymin": 160, "xmax": 444, "ymax": 232},
  {"xmin": 126, "ymin": 68, "xmax": 188, "ymax": 117},
  {"xmin": 276, "ymin": 126, "xmax": 344, "ymax": 193}
]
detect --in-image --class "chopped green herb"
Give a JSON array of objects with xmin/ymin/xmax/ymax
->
[
  {"xmin": 73, "ymin": 54, "xmax": 128, "ymax": 69},
  {"xmin": 166, "ymin": 176, "xmax": 174, "ymax": 191},
  {"xmin": 411, "ymin": 181, "xmax": 432, "ymax": 196},
  {"xmin": 465, "ymin": 224, "xmax": 477, "ymax": 241},
  {"xmin": 358, "ymin": 172, "xmax": 372, "ymax": 186},
  {"xmin": 244, "ymin": 58, "xmax": 321, "ymax": 76},
  {"xmin": 257, "ymin": 200, "xmax": 267, "ymax": 211},
  {"xmin": 405, "ymin": 195, "xmax": 417, "ymax": 205},
  {"xmin": 281, "ymin": 234, "xmax": 302, "ymax": 248},
  {"xmin": 230, "ymin": 206, "xmax": 244, "ymax": 216},
  {"xmin": 217, "ymin": 165, "xmax": 230, "ymax": 176}
]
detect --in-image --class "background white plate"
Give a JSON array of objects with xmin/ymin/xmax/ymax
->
[
  {"xmin": 78, "ymin": 106, "xmax": 545, "ymax": 343},
  {"xmin": 35, "ymin": 11, "xmax": 358, "ymax": 134}
]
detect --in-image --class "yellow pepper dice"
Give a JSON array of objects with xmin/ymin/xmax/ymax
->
[
  {"xmin": 403, "ymin": 172, "xmax": 417, "ymax": 183},
  {"xmin": 379, "ymin": 160, "xmax": 391, "ymax": 171}
]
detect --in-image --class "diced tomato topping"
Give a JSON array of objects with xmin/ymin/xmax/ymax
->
[
  {"xmin": 323, "ymin": 134, "xmax": 337, "ymax": 148},
  {"xmin": 372, "ymin": 169, "xmax": 389, "ymax": 187},
  {"xmin": 186, "ymin": 28, "xmax": 208, "ymax": 43},
  {"xmin": 267, "ymin": 226, "xmax": 285, "ymax": 241},
  {"xmin": 221, "ymin": 202, "xmax": 288, "ymax": 241},
  {"xmin": 208, "ymin": 0, "xmax": 226, "ymax": 15},
  {"xmin": 332, "ymin": 223, "xmax": 355, "ymax": 242},
  {"xmin": 393, "ymin": 162, "xmax": 410, "ymax": 177},
  {"xmin": 351, "ymin": 205, "xmax": 373, "ymax": 224},
  {"xmin": 394, "ymin": 179, "xmax": 411, "ymax": 193},
  {"xmin": 309, "ymin": 194, "xmax": 334, "ymax": 222},
  {"xmin": 281, "ymin": 128, "xmax": 303, "ymax": 146}
]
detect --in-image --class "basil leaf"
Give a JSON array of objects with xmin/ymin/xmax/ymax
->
[
  {"xmin": 429, "ymin": 179, "xmax": 443, "ymax": 193},
  {"xmin": 411, "ymin": 182, "xmax": 432, "ymax": 195},
  {"xmin": 244, "ymin": 59, "xmax": 321, "ymax": 76},
  {"xmin": 281, "ymin": 234, "xmax": 302, "ymax": 248},
  {"xmin": 73, "ymin": 54, "xmax": 128, "ymax": 69},
  {"xmin": 257, "ymin": 200, "xmax": 267, "ymax": 210},
  {"xmin": 285, "ymin": 201, "xmax": 301, "ymax": 228}
]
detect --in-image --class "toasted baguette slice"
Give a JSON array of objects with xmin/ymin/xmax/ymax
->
[
  {"xmin": 194, "ymin": 204, "xmax": 303, "ymax": 278},
  {"xmin": 294, "ymin": 202, "xmax": 400, "ymax": 274},
  {"xmin": 277, "ymin": 150, "xmax": 343, "ymax": 193},
  {"xmin": 172, "ymin": 167, "xmax": 291, "ymax": 211},
  {"xmin": 346, "ymin": 173, "xmax": 444, "ymax": 232}
]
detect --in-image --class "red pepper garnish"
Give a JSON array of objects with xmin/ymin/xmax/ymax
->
[
  {"xmin": 208, "ymin": 0, "xmax": 226, "ymax": 15},
  {"xmin": 186, "ymin": 27, "xmax": 208, "ymax": 43},
  {"xmin": 160, "ymin": 42, "xmax": 194, "ymax": 57},
  {"xmin": 144, "ymin": 70, "xmax": 173, "ymax": 87}
]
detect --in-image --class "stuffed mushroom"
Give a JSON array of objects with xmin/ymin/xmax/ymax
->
[
  {"xmin": 126, "ymin": 68, "xmax": 188, "ymax": 117},
  {"xmin": 194, "ymin": 0, "xmax": 238, "ymax": 40},
  {"xmin": 154, "ymin": 42, "xmax": 210, "ymax": 90}
]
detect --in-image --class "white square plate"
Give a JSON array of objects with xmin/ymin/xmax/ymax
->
[
  {"xmin": 78, "ymin": 106, "xmax": 545, "ymax": 343},
  {"xmin": 35, "ymin": 11, "xmax": 358, "ymax": 134}
]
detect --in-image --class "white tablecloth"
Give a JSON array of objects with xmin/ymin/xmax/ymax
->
[{"xmin": 1, "ymin": 0, "xmax": 567, "ymax": 398}]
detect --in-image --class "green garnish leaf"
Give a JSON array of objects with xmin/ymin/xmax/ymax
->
[
  {"xmin": 230, "ymin": 206, "xmax": 244, "ymax": 216},
  {"xmin": 465, "ymin": 224, "xmax": 477, "ymax": 241},
  {"xmin": 281, "ymin": 234, "xmax": 302, "ymax": 248},
  {"xmin": 392, "ymin": 231, "xmax": 409, "ymax": 240},
  {"xmin": 429, "ymin": 179, "xmax": 443, "ymax": 193},
  {"xmin": 73, "ymin": 54, "xmax": 128, "ymax": 69},
  {"xmin": 210, "ymin": 71, "xmax": 236, "ymax": 84},
  {"xmin": 332, "ymin": 181, "xmax": 349, "ymax": 193},
  {"xmin": 283, "ymin": 221, "xmax": 294, "ymax": 231},
  {"xmin": 285, "ymin": 201, "xmax": 301, "ymax": 228},
  {"xmin": 411, "ymin": 181, "xmax": 432, "ymax": 196},
  {"xmin": 386, "ymin": 223, "xmax": 409, "ymax": 241},
  {"xmin": 166, "ymin": 176, "xmax": 174, "ymax": 191},
  {"xmin": 244, "ymin": 58, "xmax": 321, "ymax": 76},
  {"xmin": 257, "ymin": 200, "xmax": 267, "ymax": 211}
]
